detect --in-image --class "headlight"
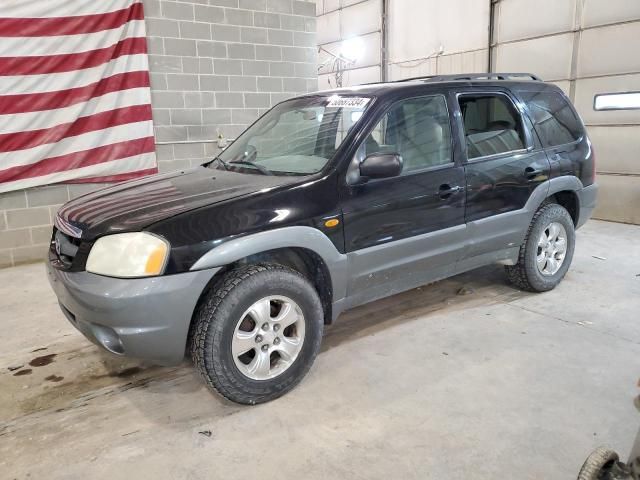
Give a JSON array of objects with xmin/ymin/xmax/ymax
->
[{"xmin": 86, "ymin": 232, "xmax": 169, "ymax": 278}]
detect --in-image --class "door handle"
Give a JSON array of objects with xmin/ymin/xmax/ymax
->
[
  {"xmin": 524, "ymin": 166, "xmax": 543, "ymax": 180},
  {"xmin": 438, "ymin": 184, "xmax": 463, "ymax": 199}
]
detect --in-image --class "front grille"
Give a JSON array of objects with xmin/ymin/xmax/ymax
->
[
  {"xmin": 54, "ymin": 214, "xmax": 82, "ymax": 238},
  {"xmin": 50, "ymin": 214, "xmax": 91, "ymax": 271},
  {"xmin": 52, "ymin": 229, "xmax": 81, "ymax": 268}
]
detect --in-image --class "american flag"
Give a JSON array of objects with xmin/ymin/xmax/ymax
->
[{"xmin": 0, "ymin": 0, "xmax": 157, "ymax": 194}]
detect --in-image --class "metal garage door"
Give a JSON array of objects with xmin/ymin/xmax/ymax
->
[{"xmin": 492, "ymin": 0, "xmax": 640, "ymax": 224}]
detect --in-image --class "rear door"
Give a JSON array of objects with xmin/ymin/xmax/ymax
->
[
  {"xmin": 453, "ymin": 87, "xmax": 551, "ymax": 262},
  {"xmin": 340, "ymin": 92, "xmax": 467, "ymax": 306}
]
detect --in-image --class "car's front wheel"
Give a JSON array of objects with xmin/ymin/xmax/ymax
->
[
  {"xmin": 505, "ymin": 203, "xmax": 576, "ymax": 292},
  {"xmin": 190, "ymin": 263, "xmax": 324, "ymax": 404}
]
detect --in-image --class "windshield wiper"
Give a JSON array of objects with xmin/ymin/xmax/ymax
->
[
  {"xmin": 204, "ymin": 156, "xmax": 229, "ymax": 170},
  {"xmin": 230, "ymin": 160, "xmax": 273, "ymax": 176},
  {"xmin": 217, "ymin": 157, "xmax": 230, "ymax": 170}
]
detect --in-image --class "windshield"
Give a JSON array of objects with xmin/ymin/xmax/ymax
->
[{"xmin": 213, "ymin": 95, "xmax": 372, "ymax": 175}]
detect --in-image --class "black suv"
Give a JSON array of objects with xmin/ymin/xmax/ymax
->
[{"xmin": 47, "ymin": 73, "xmax": 597, "ymax": 404}]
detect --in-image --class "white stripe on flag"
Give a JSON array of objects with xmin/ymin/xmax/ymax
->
[
  {"xmin": 1, "ymin": 0, "xmax": 141, "ymax": 19},
  {"xmin": 0, "ymin": 88, "xmax": 152, "ymax": 134},
  {"xmin": 0, "ymin": 152, "xmax": 156, "ymax": 194},
  {"xmin": 2, "ymin": 54, "xmax": 149, "ymax": 96},
  {"xmin": 0, "ymin": 121, "xmax": 154, "ymax": 168},
  {"xmin": 0, "ymin": 0, "xmax": 156, "ymax": 193},
  {"xmin": 5, "ymin": 22, "xmax": 146, "ymax": 57}
]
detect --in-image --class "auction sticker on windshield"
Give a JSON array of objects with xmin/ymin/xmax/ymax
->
[{"xmin": 326, "ymin": 96, "xmax": 370, "ymax": 108}]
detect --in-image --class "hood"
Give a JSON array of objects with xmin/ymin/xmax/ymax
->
[{"xmin": 57, "ymin": 166, "xmax": 302, "ymax": 240}]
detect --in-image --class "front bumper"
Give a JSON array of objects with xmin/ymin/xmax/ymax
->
[
  {"xmin": 576, "ymin": 182, "xmax": 598, "ymax": 229},
  {"xmin": 46, "ymin": 261, "xmax": 219, "ymax": 366}
]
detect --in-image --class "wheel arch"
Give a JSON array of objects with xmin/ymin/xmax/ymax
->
[
  {"xmin": 535, "ymin": 176, "xmax": 583, "ymax": 226},
  {"xmin": 217, "ymin": 247, "xmax": 335, "ymax": 324},
  {"xmin": 549, "ymin": 190, "xmax": 580, "ymax": 226},
  {"xmin": 189, "ymin": 226, "xmax": 348, "ymax": 325}
]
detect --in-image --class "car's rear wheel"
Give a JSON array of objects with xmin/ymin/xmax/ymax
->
[
  {"xmin": 190, "ymin": 263, "xmax": 323, "ymax": 404},
  {"xmin": 505, "ymin": 203, "xmax": 575, "ymax": 292}
]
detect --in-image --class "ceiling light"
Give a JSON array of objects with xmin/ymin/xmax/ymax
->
[{"xmin": 341, "ymin": 37, "xmax": 365, "ymax": 62}]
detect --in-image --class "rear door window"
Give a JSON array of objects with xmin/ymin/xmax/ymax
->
[
  {"xmin": 520, "ymin": 91, "xmax": 583, "ymax": 147},
  {"xmin": 458, "ymin": 94, "xmax": 526, "ymax": 159}
]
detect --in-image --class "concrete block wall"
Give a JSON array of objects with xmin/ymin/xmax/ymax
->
[
  {"xmin": 0, "ymin": 0, "xmax": 317, "ymax": 268},
  {"xmin": 146, "ymin": 0, "xmax": 318, "ymax": 172},
  {"xmin": 0, "ymin": 184, "xmax": 108, "ymax": 268}
]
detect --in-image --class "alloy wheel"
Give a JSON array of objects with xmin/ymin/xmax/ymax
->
[
  {"xmin": 536, "ymin": 221, "xmax": 568, "ymax": 276},
  {"xmin": 232, "ymin": 296, "xmax": 306, "ymax": 381}
]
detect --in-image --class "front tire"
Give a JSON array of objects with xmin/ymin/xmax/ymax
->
[
  {"xmin": 505, "ymin": 203, "xmax": 575, "ymax": 292},
  {"xmin": 190, "ymin": 263, "xmax": 324, "ymax": 405}
]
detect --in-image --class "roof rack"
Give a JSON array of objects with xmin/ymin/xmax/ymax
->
[{"xmin": 394, "ymin": 72, "xmax": 542, "ymax": 83}]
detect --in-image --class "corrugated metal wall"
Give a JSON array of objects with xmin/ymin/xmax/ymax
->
[
  {"xmin": 315, "ymin": 0, "xmax": 639, "ymax": 224},
  {"xmin": 316, "ymin": 0, "xmax": 488, "ymax": 86},
  {"xmin": 316, "ymin": 0, "xmax": 383, "ymax": 87},
  {"xmin": 387, "ymin": 0, "xmax": 488, "ymax": 79},
  {"xmin": 492, "ymin": 0, "xmax": 640, "ymax": 224}
]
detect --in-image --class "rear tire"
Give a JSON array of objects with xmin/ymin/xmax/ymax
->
[
  {"xmin": 190, "ymin": 263, "xmax": 324, "ymax": 405},
  {"xmin": 505, "ymin": 203, "xmax": 575, "ymax": 292}
]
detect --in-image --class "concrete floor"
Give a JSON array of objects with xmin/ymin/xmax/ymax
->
[{"xmin": 1, "ymin": 219, "xmax": 639, "ymax": 479}]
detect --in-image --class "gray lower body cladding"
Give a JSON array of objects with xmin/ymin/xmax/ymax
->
[
  {"xmin": 333, "ymin": 178, "xmax": 598, "ymax": 316},
  {"xmin": 46, "ymin": 178, "xmax": 597, "ymax": 364},
  {"xmin": 576, "ymin": 182, "xmax": 598, "ymax": 228},
  {"xmin": 46, "ymin": 262, "xmax": 219, "ymax": 365}
]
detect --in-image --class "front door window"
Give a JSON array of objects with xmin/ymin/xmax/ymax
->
[{"xmin": 363, "ymin": 95, "xmax": 453, "ymax": 173}]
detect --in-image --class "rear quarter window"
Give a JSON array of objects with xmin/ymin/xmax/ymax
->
[{"xmin": 521, "ymin": 91, "xmax": 584, "ymax": 148}]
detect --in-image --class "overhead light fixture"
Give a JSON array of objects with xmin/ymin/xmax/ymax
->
[{"xmin": 340, "ymin": 37, "xmax": 365, "ymax": 62}]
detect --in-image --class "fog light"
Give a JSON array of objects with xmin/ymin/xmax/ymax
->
[{"xmin": 92, "ymin": 324, "xmax": 125, "ymax": 355}]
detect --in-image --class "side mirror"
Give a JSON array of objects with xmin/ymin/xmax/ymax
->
[{"xmin": 359, "ymin": 153, "xmax": 403, "ymax": 181}]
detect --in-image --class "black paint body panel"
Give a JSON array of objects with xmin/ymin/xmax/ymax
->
[
  {"xmin": 148, "ymin": 172, "xmax": 344, "ymax": 273},
  {"xmin": 58, "ymin": 167, "xmax": 303, "ymax": 240},
  {"xmin": 53, "ymin": 78, "xmax": 595, "ymax": 277}
]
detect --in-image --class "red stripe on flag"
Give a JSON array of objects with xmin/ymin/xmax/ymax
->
[
  {"xmin": 0, "ymin": 37, "xmax": 148, "ymax": 76},
  {"xmin": 0, "ymin": 3, "xmax": 144, "ymax": 37},
  {"xmin": 67, "ymin": 168, "xmax": 158, "ymax": 184},
  {"xmin": 0, "ymin": 105, "xmax": 153, "ymax": 153},
  {"xmin": 0, "ymin": 71, "xmax": 150, "ymax": 114},
  {"xmin": 0, "ymin": 137, "xmax": 155, "ymax": 182}
]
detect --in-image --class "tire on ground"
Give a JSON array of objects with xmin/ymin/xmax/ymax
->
[
  {"xmin": 577, "ymin": 446, "xmax": 619, "ymax": 480},
  {"xmin": 505, "ymin": 203, "xmax": 576, "ymax": 292},
  {"xmin": 190, "ymin": 263, "xmax": 324, "ymax": 405}
]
